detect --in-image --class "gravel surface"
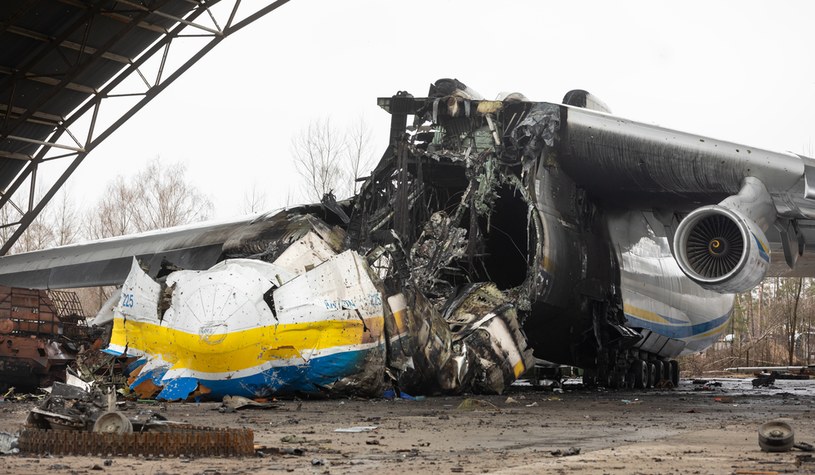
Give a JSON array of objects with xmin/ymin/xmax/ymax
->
[{"xmin": 1, "ymin": 378, "xmax": 814, "ymax": 474}]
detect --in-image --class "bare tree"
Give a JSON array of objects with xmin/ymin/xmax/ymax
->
[
  {"xmin": 131, "ymin": 160, "xmax": 212, "ymax": 231},
  {"xmin": 781, "ymin": 277, "xmax": 805, "ymax": 365},
  {"xmin": 344, "ymin": 118, "xmax": 377, "ymax": 195},
  {"xmin": 292, "ymin": 117, "xmax": 379, "ymax": 201},
  {"xmin": 242, "ymin": 182, "xmax": 268, "ymax": 214},
  {"xmin": 292, "ymin": 118, "xmax": 347, "ymax": 202},
  {"xmin": 86, "ymin": 176, "xmax": 137, "ymax": 239},
  {"xmin": 51, "ymin": 188, "xmax": 80, "ymax": 246},
  {"xmin": 0, "ymin": 187, "xmax": 80, "ymax": 254},
  {"xmin": 86, "ymin": 159, "xmax": 213, "ymax": 239}
]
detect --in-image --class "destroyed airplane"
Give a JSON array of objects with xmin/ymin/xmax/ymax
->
[{"xmin": 3, "ymin": 78, "xmax": 815, "ymax": 397}]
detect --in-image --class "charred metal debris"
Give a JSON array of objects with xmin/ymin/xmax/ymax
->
[
  {"xmin": 109, "ymin": 78, "xmax": 604, "ymax": 400},
  {"xmin": 17, "ymin": 382, "xmax": 254, "ymax": 457},
  {"xmin": 0, "ymin": 286, "xmax": 100, "ymax": 393}
]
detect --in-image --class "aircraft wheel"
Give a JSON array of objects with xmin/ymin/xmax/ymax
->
[
  {"xmin": 663, "ymin": 361, "xmax": 675, "ymax": 388},
  {"xmin": 652, "ymin": 360, "xmax": 664, "ymax": 385},
  {"xmin": 646, "ymin": 362, "xmax": 656, "ymax": 389},
  {"xmin": 669, "ymin": 360, "xmax": 680, "ymax": 387},
  {"xmin": 631, "ymin": 359, "xmax": 647, "ymax": 389},
  {"xmin": 758, "ymin": 420, "xmax": 795, "ymax": 452},
  {"xmin": 93, "ymin": 411, "xmax": 133, "ymax": 434}
]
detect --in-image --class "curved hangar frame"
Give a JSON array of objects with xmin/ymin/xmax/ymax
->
[{"xmin": 0, "ymin": 0, "xmax": 290, "ymax": 254}]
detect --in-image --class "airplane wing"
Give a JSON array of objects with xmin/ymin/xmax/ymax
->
[
  {"xmin": 0, "ymin": 204, "xmax": 342, "ymax": 289},
  {"xmin": 3, "ymin": 93, "xmax": 815, "ymax": 291},
  {"xmin": 556, "ymin": 104, "xmax": 814, "ymax": 217},
  {"xmin": 549, "ymin": 103, "xmax": 815, "ymax": 278}
]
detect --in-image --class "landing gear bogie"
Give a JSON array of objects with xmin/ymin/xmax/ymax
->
[{"xmin": 587, "ymin": 350, "xmax": 680, "ymax": 390}]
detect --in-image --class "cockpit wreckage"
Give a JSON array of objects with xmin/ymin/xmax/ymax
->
[{"xmin": 5, "ymin": 78, "xmax": 815, "ymax": 399}]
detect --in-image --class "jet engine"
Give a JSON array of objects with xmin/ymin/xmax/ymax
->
[{"xmin": 673, "ymin": 204, "xmax": 771, "ymax": 293}]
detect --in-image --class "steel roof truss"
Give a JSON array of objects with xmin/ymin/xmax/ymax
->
[{"xmin": 0, "ymin": 0, "xmax": 291, "ymax": 255}]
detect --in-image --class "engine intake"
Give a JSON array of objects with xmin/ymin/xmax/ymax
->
[{"xmin": 673, "ymin": 205, "xmax": 770, "ymax": 293}]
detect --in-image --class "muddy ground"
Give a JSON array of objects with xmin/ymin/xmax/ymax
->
[{"xmin": 1, "ymin": 378, "xmax": 814, "ymax": 474}]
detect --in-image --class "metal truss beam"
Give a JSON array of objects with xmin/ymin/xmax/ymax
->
[{"xmin": 0, "ymin": 0, "xmax": 291, "ymax": 255}]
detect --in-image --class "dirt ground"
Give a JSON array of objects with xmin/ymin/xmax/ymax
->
[{"xmin": 1, "ymin": 378, "xmax": 814, "ymax": 475}]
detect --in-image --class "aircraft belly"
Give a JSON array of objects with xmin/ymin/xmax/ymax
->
[{"xmin": 610, "ymin": 210, "xmax": 734, "ymax": 358}]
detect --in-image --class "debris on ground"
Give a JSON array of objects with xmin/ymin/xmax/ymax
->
[
  {"xmin": 334, "ymin": 426, "xmax": 378, "ymax": 433},
  {"xmin": 692, "ymin": 380, "xmax": 723, "ymax": 391},
  {"xmin": 219, "ymin": 395, "xmax": 280, "ymax": 412},
  {"xmin": 758, "ymin": 420, "xmax": 795, "ymax": 452},
  {"xmin": 0, "ymin": 286, "xmax": 98, "ymax": 393},
  {"xmin": 0, "ymin": 432, "xmax": 19, "ymax": 455},
  {"xmin": 795, "ymin": 442, "xmax": 815, "ymax": 452},
  {"xmin": 456, "ymin": 398, "xmax": 499, "ymax": 411},
  {"xmin": 551, "ymin": 447, "xmax": 581, "ymax": 456},
  {"xmin": 17, "ymin": 381, "xmax": 254, "ymax": 457},
  {"xmin": 753, "ymin": 373, "xmax": 779, "ymax": 388}
]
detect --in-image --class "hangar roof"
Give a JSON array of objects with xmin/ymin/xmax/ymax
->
[{"xmin": 0, "ymin": 0, "xmax": 289, "ymax": 254}]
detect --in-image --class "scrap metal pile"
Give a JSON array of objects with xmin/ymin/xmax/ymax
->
[
  {"xmin": 16, "ymin": 382, "xmax": 254, "ymax": 456},
  {"xmin": 102, "ymin": 79, "xmax": 545, "ymax": 400},
  {"xmin": 0, "ymin": 286, "xmax": 94, "ymax": 392}
]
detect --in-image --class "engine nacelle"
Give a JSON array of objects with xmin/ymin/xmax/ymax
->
[{"xmin": 673, "ymin": 205, "xmax": 771, "ymax": 293}]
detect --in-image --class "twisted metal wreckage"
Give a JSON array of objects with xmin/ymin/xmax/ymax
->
[
  {"xmin": 10, "ymin": 77, "xmax": 807, "ymax": 400},
  {"xmin": 108, "ymin": 80, "xmax": 549, "ymax": 400}
]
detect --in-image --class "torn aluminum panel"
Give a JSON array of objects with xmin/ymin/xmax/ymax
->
[
  {"xmin": 271, "ymin": 230, "xmax": 337, "ymax": 279},
  {"xmin": 443, "ymin": 283, "xmax": 535, "ymax": 394},
  {"xmin": 106, "ymin": 251, "xmax": 387, "ymax": 400},
  {"xmin": 385, "ymin": 284, "xmax": 535, "ymax": 395}
]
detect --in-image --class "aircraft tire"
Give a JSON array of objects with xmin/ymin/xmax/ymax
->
[
  {"xmin": 646, "ymin": 362, "xmax": 656, "ymax": 388},
  {"xmin": 631, "ymin": 359, "xmax": 647, "ymax": 389},
  {"xmin": 653, "ymin": 360, "xmax": 664, "ymax": 385},
  {"xmin": 669, "ymin": 360, "xmax": 680, "ymax": 387},
  {"xmin": 664, "ymin": 361, "xmax": 674, "ymax": 388}
]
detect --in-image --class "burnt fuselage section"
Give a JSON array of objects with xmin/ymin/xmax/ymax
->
[
  {"xmin": 354, "ymin": 86, "xmax": 623, "ymax": 370},
  {"xmin": 354, "ymin": 80, "xmax": 733, "ymax": 386}
]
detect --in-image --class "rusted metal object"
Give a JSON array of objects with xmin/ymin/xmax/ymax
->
[
  {"xmin": 0, "ymin": 286, "xmax": 88, "ymax": 391},
  {"xmin": 20, "ymin": 380, "xmax": 254, "ymax": 457},
  {"xmin": 17, "ymin": 426, "xmax": 255, "ymax": 457},
  {"xmin": 759, "ymin": 420, "xmax": 795, "ymax": 452}
]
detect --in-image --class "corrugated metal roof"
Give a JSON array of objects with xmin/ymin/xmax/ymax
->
[
  {"xmin": 0, "ymin": 0, "xmax": 289, "ymax": 254},
  {"xmin": 1, "ymin": 0, "xmax": 194, "ymax": 187}
]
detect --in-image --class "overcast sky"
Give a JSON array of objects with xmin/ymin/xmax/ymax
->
[{"xmin": 48, "ymin": 0, "xmax": 815, "ymax": 219}]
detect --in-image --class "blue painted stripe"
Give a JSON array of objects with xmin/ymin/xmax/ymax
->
[
  {"xmin": 625, "ymin": 311, "xmax": 731, "ymax": 340},
  {"xmin": 117, "ymin": 348, "xmax": 380, "ymax": 400},
  {"xmin": 754, "ymin": 233, "xmax": 770, "ymax": 262}
]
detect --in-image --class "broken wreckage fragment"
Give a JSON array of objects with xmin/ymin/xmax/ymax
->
[{"xmin": 107, "ymin": 217, "xmax": 534, "ymax": 400}]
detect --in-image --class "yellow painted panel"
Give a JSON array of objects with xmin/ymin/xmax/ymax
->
[{"xmin": 110, "ymin": 316, "xmax": 385, "ymax": 373}]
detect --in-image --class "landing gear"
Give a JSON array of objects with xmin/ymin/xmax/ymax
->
[
  {"xmin": 654, "ymin": 360, "xmax": 679, "ymax": 388},
  {"xmin": 646, "ymin": 362, "xmax": 656, "ymax": 389},
  {"xmin": 629, "ymin": 359, "xmax": 647, "ymax": 389},
  {"xmin": 669, "ymin": 360, "xmax": 680, "ymax": 387},
  {"xmin": 653, "ymin": 360, "xmax": 665, "ymax": 385},
  {"xmin": 587, "ymin": 351, "xmax": 680, "ymax": 390}
]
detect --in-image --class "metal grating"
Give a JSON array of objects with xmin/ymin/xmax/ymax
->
[{"xmin": 47, "ymin": 288, "xmax": 86, "ymax": 318}]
